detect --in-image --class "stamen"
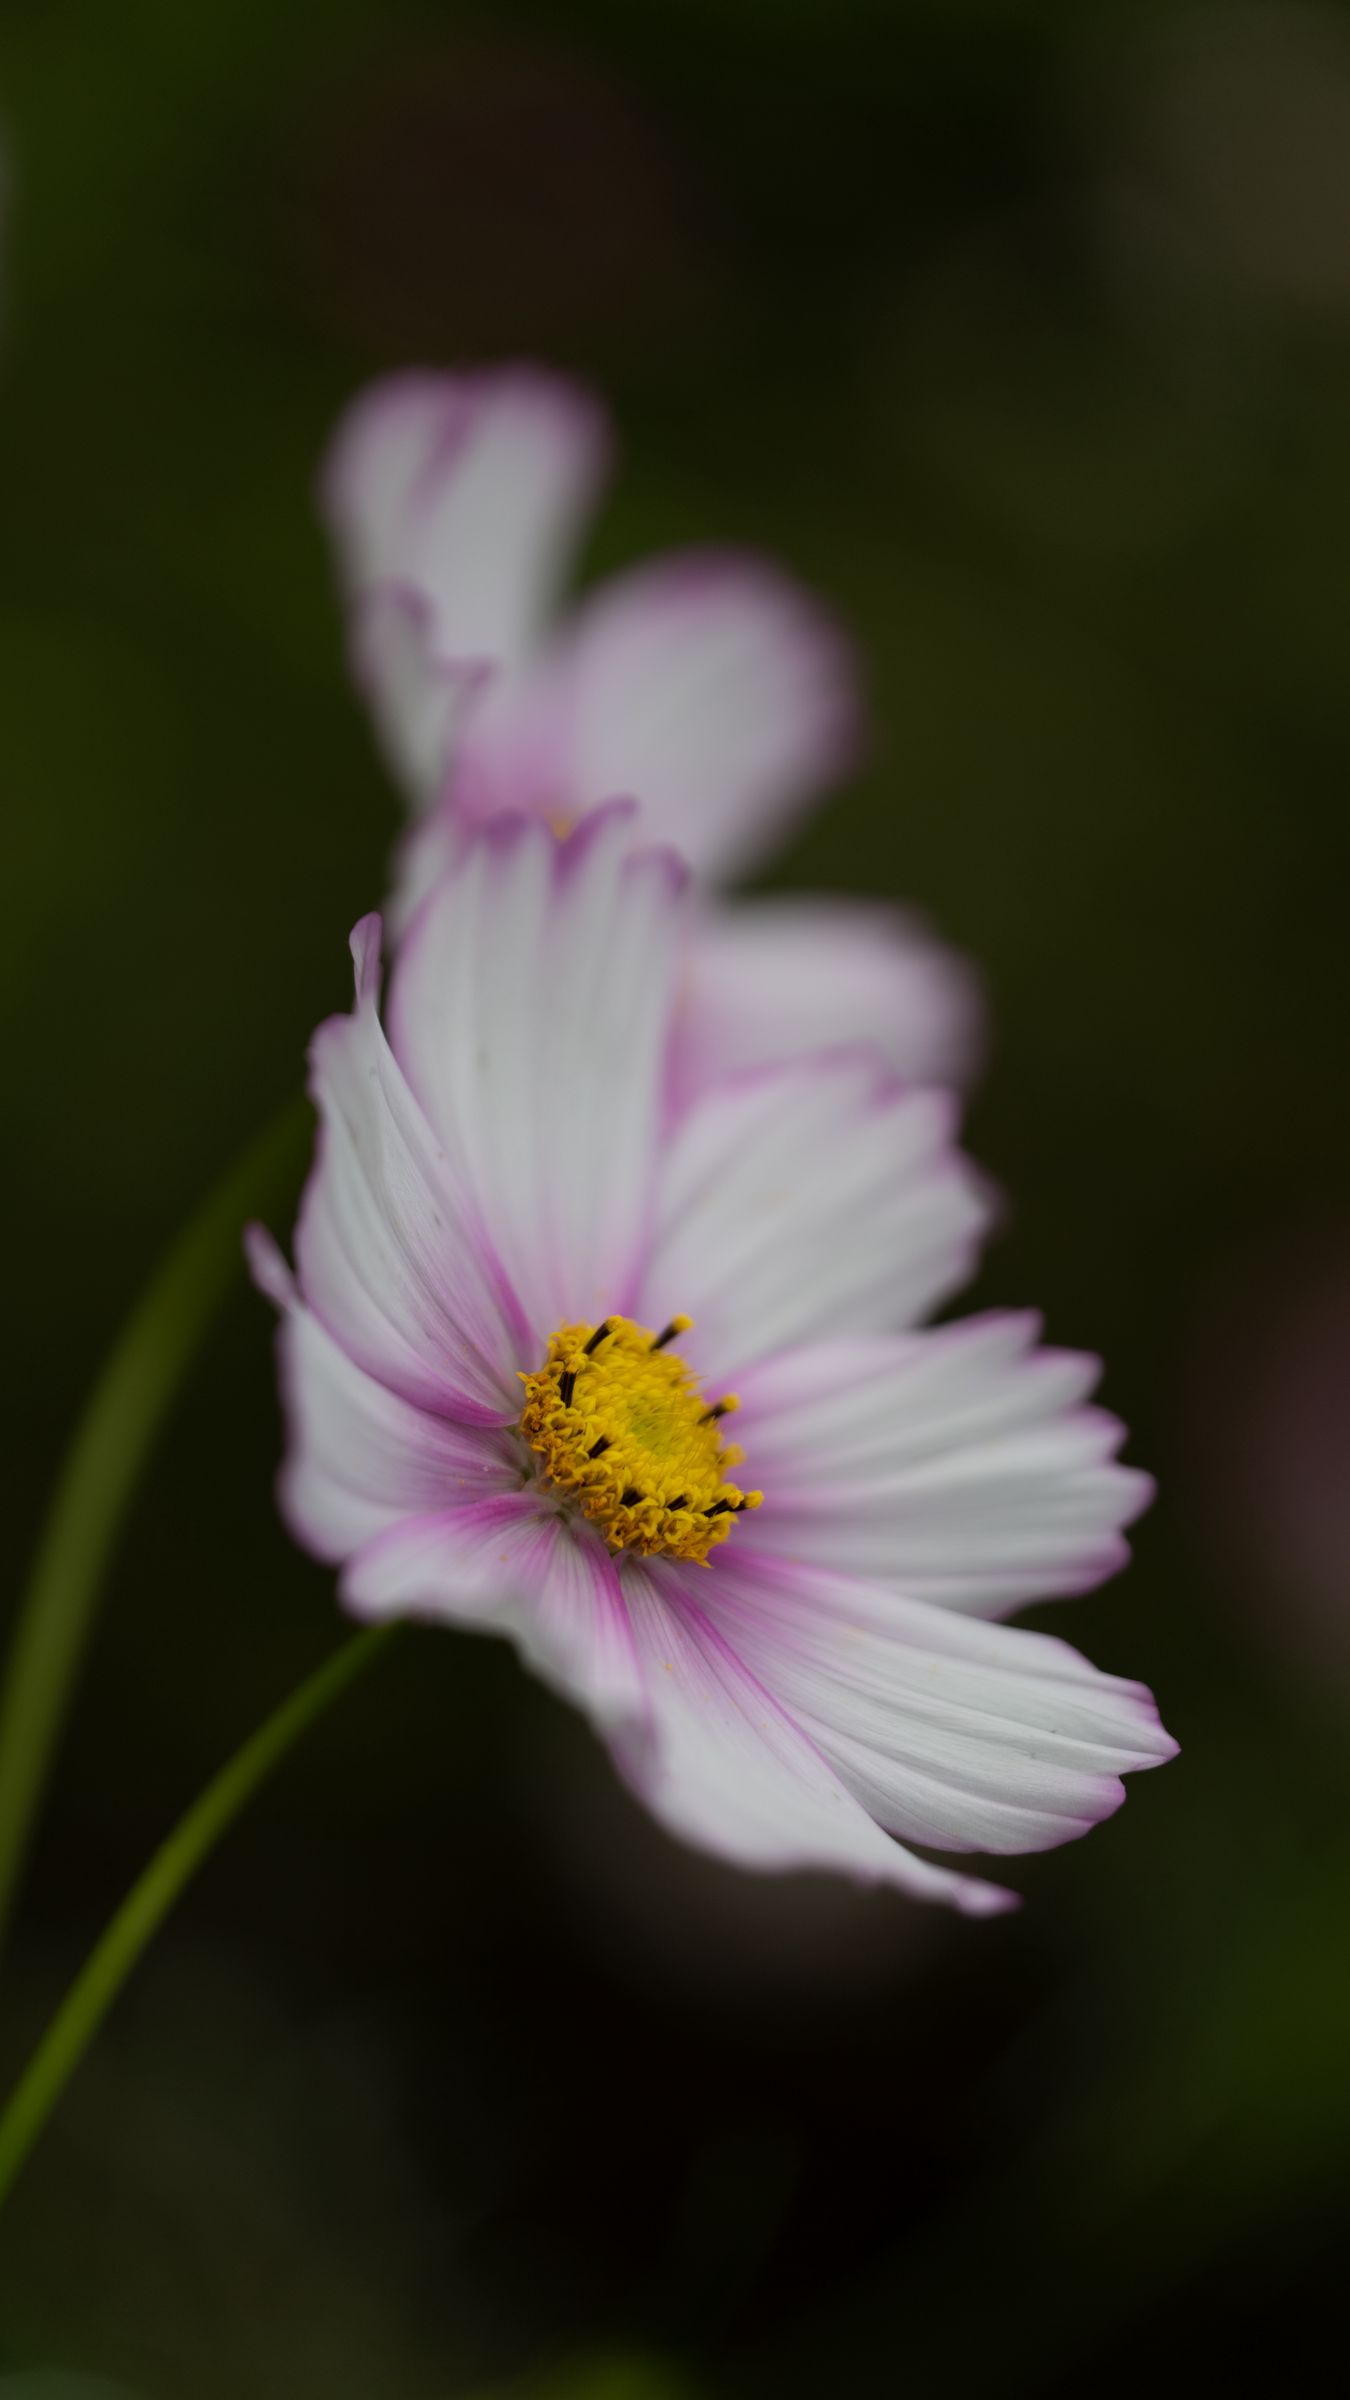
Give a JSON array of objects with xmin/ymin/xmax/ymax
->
[{"xmin": 518, "ymin": 1316, "xmax": 760, "ymax": 1564}]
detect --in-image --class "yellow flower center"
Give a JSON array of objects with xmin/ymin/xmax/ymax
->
[{"xmin": 519, "ymin": 1316, "xmax": 762, "ymax": 1564}]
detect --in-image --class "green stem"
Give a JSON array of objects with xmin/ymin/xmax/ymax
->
[
  {"xmin": 0, "ymin": 1099, "xmax": 308, "ymax": 1958},
  {"xmin": 0, "ymin": 1622, "xmax": 397, "ymax": 2209}
]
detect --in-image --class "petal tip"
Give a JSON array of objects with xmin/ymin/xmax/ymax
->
[
  {"xmin": 954, "ymin": 1875, "xmax": 1022, "ymax": 1918},
  {"xmin": 244, "ymin": 1221, "xmax": 294, "ymax": 1311},
  {"xmin": 349, "ymin": 912, "xmax": 384, "ymax": 1005}
]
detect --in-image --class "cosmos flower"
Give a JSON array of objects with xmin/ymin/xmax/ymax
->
[
  {"xmin": 249, "ymin": 806, "xmax": 1173, "ymax": 1913},
  {"xmin": 319, "ymin": 364, "xmax": 981, "ymax": 1099}
]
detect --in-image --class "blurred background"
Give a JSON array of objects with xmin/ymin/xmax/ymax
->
[{"xmin": 2, "ymin": 0, "xmax": 1349, "ymax": 2392}]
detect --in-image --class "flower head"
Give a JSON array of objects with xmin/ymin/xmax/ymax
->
[
  {"xmin": 250, "ymin": 807, "xmax": 1173, "ymax": 1914},
  {"xmin": 320, "ymin": 366, "xmax": 982, "ymax": 1097}
]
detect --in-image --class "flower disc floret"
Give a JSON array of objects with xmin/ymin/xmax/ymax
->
[{"xmin": 519, "ymin": 1315, "xmax": 761, "ymax": 1562}]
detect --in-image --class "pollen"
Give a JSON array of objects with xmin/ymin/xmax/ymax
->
[{"xmin": 519, "ymin": 1316, "xmax": 762, "ymax": 1563}]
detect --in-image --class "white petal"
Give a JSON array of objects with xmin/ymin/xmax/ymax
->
[
  {"xmin": 252, "ymin": 1272, "xmax": 517, "ymax": 1563},
  {"xmin": 322, "ymin": 368, "xmax": 610, "ymax": 809},
  {"xmin": 385, "ymin": 803, "xmax": 462, "ymax": 941},
  {"xmin": 455, "ymin": 550, "xmax": 860, "ymax": 880},
  {"xmin": 610, "ymin": 1559, "xmax": 1014, "ymax": 1913},
  {"xmin": 293, "ymin": 915, "xmax": 519, "ymax": 1422},
  {"xmin": 735, "ymin": 1314, "xmax": 1152, "ymax": 1615},
  {"xmin": 388, "ymin": 806, "xmax": 687, "ymax": 1354},
  {"xmin": 344, "ymin": 1494, "xmax": 649, "ymax": 1737},
  {"xmin": 348, "ymin": 586, "xmax": 493, "ymax": 814},
  {"xmin": 700, "ymin": 1550, "xmax": 1177, "ymax": 1856},
  {"xmin": 322, "ymin": 374, "xmax": 462, "ymax": 592},
  {"xmin": 637, "ymin": 1058, "xmax": 990, "ymax": 1382},
  {"xmin": 322, "ymin": 365, "xmax": 610, "ymax": 664},
  {"xmin": 672, "ymin": 898, "xmax": 983, "ymax": 1107}
]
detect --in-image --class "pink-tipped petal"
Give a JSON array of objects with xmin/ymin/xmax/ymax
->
[
  {"xmin": 244, "ymin": 1220, "xmax": 296, "ymax": 1311},
  {"xmin": 344, "ymin": 1494, "xmax": 650, "ymax": 1740},
  {"xmin": 293, "ymin": 916, "xmax": 520, "ymax": 1423},
  {"xmin": 348, "ymin": 584, "xmax": 494, "ymax": 814},
  {"xmin": 270, "ymin": 1298, "xmax": 519, "ymax": 1564},
  {"xmin": 673, "ymin": 897, "xmax": 984, "ymax": 1108},
  {"xmin": 322, "ymin": 374, "xmax": 465, "ymax": 592},
  {"xmin": 637, "ymin": 1058, "xmax": 991, "ymax": 1383},
  {"xmin": 322, "ymin": 364, "xmax": 611, "ymax": 655},
  {"xmin": 697, "ymin": 1550, "xmax": 1177, "ymax": 1857},
  {"xmin": 388, "ymin": 806, "xmax": 688, "ymax": 1355},
  {"xmin": 735, "ymin": 1313, "xmax": 1152, "ymax": 1617},
  {"xmin": 454, "ymin": 549, "xmax": 862, "ymax": 881},
  {"xmin": 385, "ymin": 804, "xmax": 464, "ymax": 941},
  {"xmin": 609, "ymin": 1558, "xmax": 1016, "ymax": 1913},
  {"xmin": 321, "ymin": 367, "xmax": 611, "ymax": 808}
]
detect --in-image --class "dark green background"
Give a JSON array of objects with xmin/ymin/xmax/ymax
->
[{"xmin": 2, "ymin": 2, "xmax": 1348, "ymax": 2393}]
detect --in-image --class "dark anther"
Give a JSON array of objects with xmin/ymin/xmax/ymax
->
[
  {"xmin": 651, "ymin": 1321, "xmax": 683, "ymax": 1351},
  {"xmin": 620, "ymin": 1486, "xmax": 642, "ymax": 1507},
  {"xmin": 583, "ymin": 1320, "xmax": 615, "ymax": 1355},
  {"xmin": 699, "ymin": 1400, "xmax": 731, "ymax": 1423},
  {"xmin": 559, "ymin": 1371, "xmax": 576, "ymax": 1408},
  {"xmin": 588, "ymin": 1435, "xmax": 611, "ymax": 1459},
  {"xmin": 704, "ymin": 1499, "xmax": 734, "ymax": 1519},
  {"xmin": 666, "ymin": 1494, "xmax": 687, "ymax": 1512}
]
